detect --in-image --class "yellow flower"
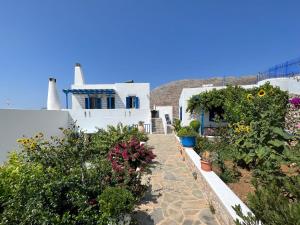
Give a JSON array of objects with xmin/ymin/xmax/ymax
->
[
  {"xmin": 247, "ymin": 94, "xmax": 253, "ymax": 101},
  {"xmin": 258, "ymin": 89, "xmax": 266, "ymax": 97}
]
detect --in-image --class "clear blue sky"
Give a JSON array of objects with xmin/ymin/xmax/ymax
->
[{"xmin": 0, "ymin": 0, "xmax": 300, "ymax": 109}]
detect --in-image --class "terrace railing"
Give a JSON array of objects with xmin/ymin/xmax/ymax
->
[{"xmin": 258, "ymin": 57, "xmax": 300, "ymax": 82}]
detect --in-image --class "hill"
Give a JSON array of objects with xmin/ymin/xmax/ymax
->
[{"xmin": 150, "ymin": 76, "xmax": 257, "ymax": 119}]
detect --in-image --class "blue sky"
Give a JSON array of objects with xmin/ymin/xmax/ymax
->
[{"xmin": 0, "ymin": 0, "xmax": 300, "ymax": 109}]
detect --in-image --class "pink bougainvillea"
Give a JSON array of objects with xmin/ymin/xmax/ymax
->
[
  {"xmin": 108, "ymin": 138, "xmax": 156, "ymax": 173},
  {"xmin": 285, "ymin": 96, "xmax": 300, "ymax": 133},
  {"xmin": 289, "ymin": 97, "xmax": 300, "ymax": 107}
]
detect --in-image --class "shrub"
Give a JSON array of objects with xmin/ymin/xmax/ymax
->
[
  {"xmin": 92, "ymin": 123, "xmax": 148, "ymax": 155},
  {"xmin": 173, "ymin": 118, "xmax": 182, "ymax": 133},
  {"xmin": 108, "ymin": 138, "xmax": 156, "ymax": 173},
  {"xmin": 177, "ymin": 126, "xmax": 198, "ymax": 137},
  {"xmin": 234, "ymin": 176, "xmax": 300, "ymax": 225},
  {"xmin": 194, "ymin": 136, "xmax": 213, "ymax": 154},
  {"xmin": 99, "ymin": 187, "xmax": 135, "ymax": 224},
  {"xmin": 190, "ymin": 120, "xmax": 200, "ymax": 132},
  {"xmin": 0, "ymin": 126, "xmax": 151, "ymax": 225}
]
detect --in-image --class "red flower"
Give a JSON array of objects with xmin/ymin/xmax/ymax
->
[{"xmin": 122, "ymin": 150, "xmax": 129, "ymax": 160}]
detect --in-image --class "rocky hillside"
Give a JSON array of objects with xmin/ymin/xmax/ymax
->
[{"xmin": 150, "ymin": 76, "xmax": 257, "ymax": 119}]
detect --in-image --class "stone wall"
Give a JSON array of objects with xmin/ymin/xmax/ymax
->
[{"xmin": 285, "ymin": 96, "xmax": 300, "ymax": 134}]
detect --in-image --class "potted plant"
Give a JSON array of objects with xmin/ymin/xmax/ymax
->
[
  {"xmin": 200, "ymin": 151, "xmax": 215, "ymax": 171},
  {"xmin": 177, "ymin": 126, "xmax": 198, "ymax": 147},
  {"xmin": 137, "ymin": 121, "xmax": 145, "ymax": 133}
]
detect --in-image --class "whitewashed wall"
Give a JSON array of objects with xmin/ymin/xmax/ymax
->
[
  {"xmin": 0, "ymin": 110, "xmax": 70, "ymax": 163},
  {"xmin": 258, "ymin": 77, "xmax": 300, "ymax": 94},
  {"xmin": 70, "ymin": 83, "xmax": 150, "ymax": 110},
  {"xmin": 155, "ymin": 106, "xmax": 173, "ymax": 122},
  {"xmin": 68, "ymin": 109, "xmax": 151, "ymax": 133}
]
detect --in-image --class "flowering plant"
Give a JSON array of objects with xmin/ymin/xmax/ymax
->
[
  {"xmin": 289, "ymin": 97, "xmax": 300, "ymax": 107},
  {"xmin": 108, "ymin": 138, "xmax": 156, "ymax": 173}
]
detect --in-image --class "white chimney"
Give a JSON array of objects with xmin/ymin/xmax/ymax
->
[
  {"xmin": 47, "ymin": 78, "xmax": 61, "ymax": 110},
  {"xmin": 74, "ymin": 63, "xmax": 85, "ymax": 85}
]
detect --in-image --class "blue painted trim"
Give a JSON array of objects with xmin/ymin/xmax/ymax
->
[
  {"xmin": 63, "ymin": 89, "xmax": 115, "ymax": 95},
  {"xmin": 65, "ymin": 92, "xmax": 69, "ymax": 109},
  {"xmin": 200, "ymin": 110, "xmax": 204, "ymax": 135},
  {"xmin": 87, "ymin": 95, "xmax": 90, "ymax": 109}
]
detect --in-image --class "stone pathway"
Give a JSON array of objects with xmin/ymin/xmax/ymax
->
[{"xmin": 133, "ymin": 134, "xmax": 220, "ymax": 225}]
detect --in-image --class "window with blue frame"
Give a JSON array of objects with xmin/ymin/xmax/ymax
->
[
  {"xmin": 85, "ymin": 97, "xmax": 102, "ymax": 109},
  {"xmin": 126, "ymin": 96, "xmax": 139, "ymax": 109},
  {"xmin": 180, "ymin": 107, "xmax": 182, "ymax": 121},
  {"xmin": 107, "ymin": 96, "xmax": 115, "ymax": 109}
]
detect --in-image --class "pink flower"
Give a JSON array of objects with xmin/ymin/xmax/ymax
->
[{"xmin": 122, "ymin": 150, "xmax": 129, "ymax": 160}]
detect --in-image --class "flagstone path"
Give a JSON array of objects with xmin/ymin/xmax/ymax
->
[{"xmin": 133, "ymin": 134, "xmax": 220, "ymax": 225}]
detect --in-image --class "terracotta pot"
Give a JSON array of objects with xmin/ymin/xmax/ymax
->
[{"xmin": 200, "ymin": 160, "xmax": 212, "ymax": 172}]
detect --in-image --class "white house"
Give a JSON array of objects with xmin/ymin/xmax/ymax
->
[
  {"xmin": 179, "ymin": 76, "xmax": 300, "ymax": 129},
  {"xmin": 48, "ymin": 63, "xmax": 151, "ymax": 133}
]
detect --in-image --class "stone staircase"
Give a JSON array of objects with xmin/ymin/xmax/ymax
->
[{"xmin": 152, "ymin": 118, "xmax": 164, "ymax": 134}]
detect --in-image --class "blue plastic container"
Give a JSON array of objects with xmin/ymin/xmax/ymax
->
[{"xmin": 180, "ymin": 136, "xmax": 196, "ymax": 147}]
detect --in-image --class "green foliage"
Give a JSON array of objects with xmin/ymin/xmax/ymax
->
[
  {"xmin": 233, "ymin": 205, "xmax": 260, "ymax": 225},
  {"xmin": 177, "ymin": 126, "xmax": 198, "ymax": 137},
  {"xmin": 92, "ymin": 123, "xmax": 148, "ymax": 155},
  {"xmin": 234, "ymin": 176, "xmax": 300, "ymax": 225},
  {"xmin": 187, "ymin": 88, "xmax": 226, "ymax": 114},
  {"xmin": 233, "ymin": 118, "xmax": 292, "ymax": 168},
  {"xmin": 187, "ymin": 83, "xmax": 298, "ymax": 223},
  {"xmin": 99, "ymin": 187, "xmax": 134, "ymax": 224},
  {"xmin": 193, "ymin": 136, "xmax": 214, "ymax": 154},
  {"xmin": 190, "ymin": 120, "xmax": 201, "ymax": 132},
  {"xmin": 0, "ymin": 125, "xmax": 151, "ymax": 225},
  {"xmin": 173, "ymin": 118, "xmax": 182, "ymax": 133},
  {"xmin": 187, "ymin": 83, "xmax": 289, "ymax": 126}
]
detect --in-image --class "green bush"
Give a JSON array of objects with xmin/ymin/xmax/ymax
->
[
  {"xmin": 194, "ymin": 136, "xmax": 212, "ymax": 154},
  {"xmin": 234, "ymin": 176, "xmax": 300, "ymax": 225},
  {"xmin": 190, "ymin": 120, "xmax": 200, "ymax": 132},
  {"xmin": 99, "ymin": 187, "xmax": 135, "ymax": 224},
  {"xmin": 173, "ymin": 118, "xmax": 182, "ymax": 133},
  {"xmin": 92, "ymin": 123, "xmax": 148, "ymax": 155},
  {"xmin": 177, "ymin": 126, "xmax": 198, "ymax": 137},
  {"xmin": 0, "ymin": 125, "xmax": 151, "ymax": 225}
]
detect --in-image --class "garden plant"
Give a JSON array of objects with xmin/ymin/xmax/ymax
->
[
  {"xmin": 0, "ymin": 124, "xmax": 155, "ymax": 225},
  {"xmin": 187, "ymin": 82, "xmax": 300, "ymax": 225}
]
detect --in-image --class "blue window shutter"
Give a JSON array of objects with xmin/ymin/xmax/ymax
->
[
  {"xmin": 180, "ymin": 107, "xmax": 182, "ymax": 121},
  {"xmin": 135, "ymin": 97, "xmax": 140, "ymax": 109},
  {"xmin": 85, "ymin": 98, "xmax": 89, "ymax": 109},
  {"xmin": 111, "ymin": 97, "xmax": 115, "ymax": 109},
  {"xmin": 107, "ymin": 97, "xmax": 110, "ymax": 109},
  {"xmin": 126, "ymin": 97, "xmax": 130, "ymax": 109},
  {"xmin": 96, "ymin": 98, "xmax": 102, "ymax": 109}
]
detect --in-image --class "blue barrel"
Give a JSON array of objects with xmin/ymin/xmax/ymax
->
[{"xmin": 180, "ymin": 136, "xmax": 196, "ymax": 147}]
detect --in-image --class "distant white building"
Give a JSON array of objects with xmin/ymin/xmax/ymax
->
[
  {"xmin": 48, "ymin": 63, "xmax": 151, "ymax": 133},
  {"xmin": 179, "ymin": 76, "xmax": 300, "ymax": 129}
]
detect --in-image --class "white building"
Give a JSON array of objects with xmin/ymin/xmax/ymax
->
[
  {"xmin": 56, "ymin": 63, "xmax": 152, "ymax": 133},
  {"xmin": 179, "ymin": 76, "xmax": 300, "ymax": 129}
]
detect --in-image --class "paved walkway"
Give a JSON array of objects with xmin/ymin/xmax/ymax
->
[{"xmin": 134, "ymin": 134, "xmax": 219, "ymax": 225}]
